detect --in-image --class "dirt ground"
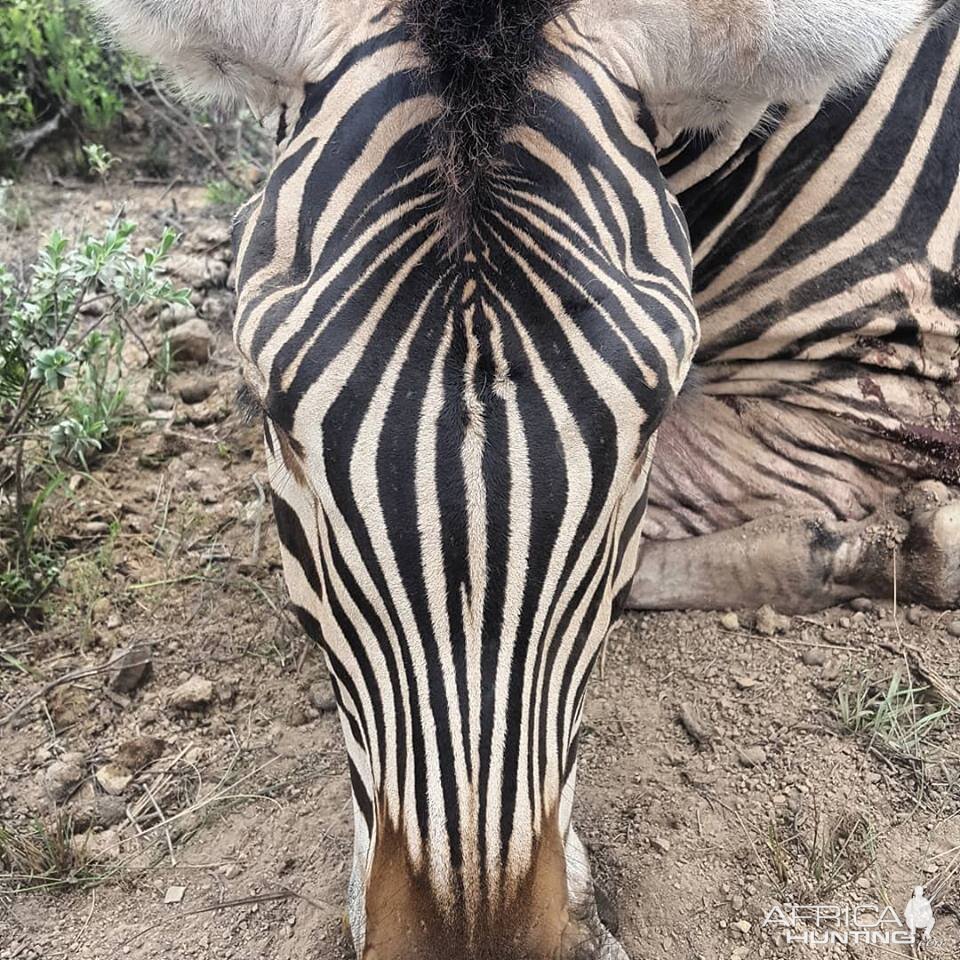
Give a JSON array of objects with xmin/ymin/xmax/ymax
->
[{"xmin": 1, "ymin": 152, "xmax": 959, "ymax": 960}]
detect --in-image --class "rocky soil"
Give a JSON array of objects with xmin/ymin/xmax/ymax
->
[{"xmin": 1, "ymin": 172, "xmax": 959, "ymax": 960}]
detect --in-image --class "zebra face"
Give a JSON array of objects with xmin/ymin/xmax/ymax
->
[
  {"xmin": 229, "ymin": 17, "xmax": 697, "ymax": 959},
  {"xmin": 89, "ymin": 0, "xmax": 933, "ymax": 957}
]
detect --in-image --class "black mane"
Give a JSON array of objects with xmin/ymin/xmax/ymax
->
[{"xmin": 398, "ymin": 0, "xmax": 575, "ymax": 247}]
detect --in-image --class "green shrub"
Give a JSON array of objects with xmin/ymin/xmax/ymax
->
[
  {"xmin": 0, "ymin": 0, "xmax": 132, "ymax": 169},
  {"xmin": 0, "ymin": 219, "xmax": 190, "ymax": 616}
]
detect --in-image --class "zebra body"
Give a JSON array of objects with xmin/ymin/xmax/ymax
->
[
  {"xmin": 89, "ymin": 1, "xmax": 954, "ymax": 956},
  {"xmin": 632, "ymin": 4, "xmax": 960, "ymax": 613}
]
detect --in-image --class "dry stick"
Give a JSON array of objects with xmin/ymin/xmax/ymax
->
[
  {"xmin": 120, "ymin": 887, "xmax": 328, "ymax": 949},
  {"xmin": 0, "ymin": 652, "xmax": 152, "ymax": 728}
]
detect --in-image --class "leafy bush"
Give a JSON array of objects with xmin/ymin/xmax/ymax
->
[
  {"xmin": 0, "ymin": 219, "xmax": 189, "ymax": 615},
  {"xmin": 0, "ymin": 0, "xmax": 132, "ymax": 169}
]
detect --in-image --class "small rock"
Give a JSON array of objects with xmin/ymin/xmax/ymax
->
[
  {"xmin": 286, "ymin": 706, "xmax": 309, "ymax": 727},
  {"xmin": 173, "ymin": 374, "xmax": 218, "ymax": 405},
  {"xmin": 168, "ymin": 252, "xmax": 229, "ymax": 289},
  {"xmin": 948, "ymin": 620, "xmax": 960, "ymax": 639},
  {"xmin": 137, "ymin": 431, "xmax": 187, "ymax": 469},
  {"xmin": 856, "ymin": 877, "xmax": 871, "ymax": 889},
  {"xmin": 850, "ymin": 597, "xmax": 874, "ymax": 613},
  {"xmin": 95, "ymin": 763, "xmax": 133, "ymax": 796},
  {"xmin": 110, "ymin": 645, "xmax": 153, "ymax": 693},
  {"xmin": 73, "ymin": 826, "xmax": 122, "ymax": 863},
  {"xmin": 70, "ymin": 794, "xmax": 127, "ymax": 832},
  {"xmin": 164, "ymin": 885, "xmax": 187, "ymax": 904},
  {"xmin": 47, "ymin": 686, "xmax": 89, "ymax": 732},
  {"xmin": 308, "ymin": 683, "xmax": 337, "ymax": 713},
  {"xmin": 802, "ymin": 647, "xmax": 828, "ymax": 666},
  {"xmin": 145, "ymin": 393, "xmax": 175, "ymax": 412},
  {"xmin": 906, "ymin": 606, "xmax": 924, "ymax": 626},
  {"xmin": 169, "ymin": 675, "xmax": 215, "ymax": 712},
  {"xmin": 755, "ymin": 604, "xmax": 790, "ymax": 636},
  {"xmin": 90, "ymin": 597, "xmax": 112, "ymax": 624},
  {"xmin": 650, "ymin": 837, "xmax": 671, "ymax": 854},
  {"xmin": 731, "ymin": 894, "xmax": 744, "ymax": 911},
  {"xmin": 732, "ymin": 675, "xmax": 758, "ymax": 690},
  {"xmin": 115, "ymin": 736, "xmax": 167, "ymax": 771},
  {"xmin": 200, "ymin": 293, "xmax": 235, "ymax": 327},
  {"xmin": 679, "ymin": 701, "xmax": 716, "ymax": 745},
  {"xmin": 180, "ymin": 396, "xmax": 230, "ymax": 426},
  {"xmin": 733, "ymin": 920, "xmax": 752, "ymax": 934},
  {"xmin": 720, "ymin": 612, "xmax": 740, "ymax": 632},
  {"xmin": 44, "ymin": 758, "xmax": 86, "ymax": 804},
  {"xmin": 158, "ymin": 302, "xmax": 197, "ymax": 331},
  {"xmin": 214, "ymin": 680, "xmax": 236, "ymax": 705},
  {"xmin": 737, "ymin": 746, "xmax": 767, "ymax": 768},
  {"xmin": 823, "ymin": 659, "xmax": 841, "ymax": 681},
  {"xmin": 167, "ymin": 317, "xmax": 213, "ymax": 365}
]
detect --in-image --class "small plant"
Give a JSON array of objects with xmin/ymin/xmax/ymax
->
[
  {"xmin": 0, "ymin": 220, "xmax": 189, "ymax": 616},
  {"xmin": 836, "ymin": 671, "xmax": 951, "ymax": 758},
  {"xmin": 82, "ymin": 142, "xmax": 119, "ymax": 180},
  {"xmin": 765, "ymin": 804, "xmax": 877, "ymax": 901},
  {"xmin": 205, "ymin": 178, "xmax": 250, "ymax": 213},
  {"xmin": 0, "ymin": 178, "xmax": 31, "ymax": 231},
  {"xmin": 0, "ymin": 814, "xmax": 105, "ymax": 893}
]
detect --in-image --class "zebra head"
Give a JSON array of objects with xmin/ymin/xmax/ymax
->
[{"xmin": 91, "ymin": 1, "xmax": 932, "ymax": 957}]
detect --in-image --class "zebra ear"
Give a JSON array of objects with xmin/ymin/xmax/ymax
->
[
  {"xmin": 86, "ymin": 0, "xmax": 316, "ymax": 115},
  {"xmin": 594, "ymin": 0, "xmax": 930, "ymax": 131}
]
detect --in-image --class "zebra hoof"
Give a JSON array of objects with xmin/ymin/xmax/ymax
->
[{"xmin": 902, "ymin": 500, "xmax": 960, "ymax": 608}]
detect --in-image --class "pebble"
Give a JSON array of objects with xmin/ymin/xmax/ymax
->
[
  {"xmin": 44, "ymin": 756, "xmax": 86, "ymax": 804},
  {"xmin": 167, "ymin": 317, "xmax": 213, "ymax": 365},
  {"xmin": 137, "ymin": 431, "xmax": 187, "ymax": 469},
  {"xmin": 115, "ymin": 736, "xmax": 167, "ymax": 771},
  {"xmin": 110, "ymin": 644, "xmax": 153, "ymax": 693},
  {"xmin": 70, "ymin": 793, "xmax": 128, "ymax": 832},
  {"xmin": 145, "ymin": 392, "xmax": 175, "ymax": 411},
  {"xmin": 802, "ymin": 648, "xmax": 828, "ymax": 666},
  {"xmin": 754, "ymin": 605, "xmax": 790, "ymax": 636},
  {"xmin": 737, "ymin": 746, "xmax": 767, "ymax": 768},
  {"xmin": 169, "ymin": 675, "xmax": 215, "ymax": 712},
  {"xmin": 95, "ymin": 763, "xmax": 133, "ymax": 796},
  {"xmin": 906, "ymin": 606, "xmax": 924, "ymax": 626},
  {"xmin": 164, "ymin": 885, "xmax": 187, "ymax": 904},
  {"xmin": 850, "ymin": 597, "xmax": 874, "ymax": 612},
  {"xmin": 947, "ymin": 620, "xmax": 960, "ymax": 638},
  {"xmin": 733, "ymin": 920, "xmax": 752, "ymax": 934},
  {"xmin": 158, "ymin": 302, "xmax": 197, "ymax": 331},
  {"xmin": 308, "ymin": 683, "xmax": 337, "ymax": 713},
  {"xmin": 650, "ymin": 837, "xmax": 671, "ymax": 854},
  {"xmin": 174, "ymin": 374, "xmax": 218, "ymax": 405},
  {"xmin": 90, "ymin": 597, "xmax": 112, "ymax": 624},
  {"xmin": 720, "ymin": 612, "xmax": 740, "ymax": 632}
]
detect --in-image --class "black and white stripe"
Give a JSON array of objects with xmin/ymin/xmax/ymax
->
[{"xmin": 231, "ymin": 6, "xmax": 696, "ymax": 944}]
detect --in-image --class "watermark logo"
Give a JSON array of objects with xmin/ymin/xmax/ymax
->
[{"xmin": 762, "ymin": 885, "xmax": 947, "ymax": 947}]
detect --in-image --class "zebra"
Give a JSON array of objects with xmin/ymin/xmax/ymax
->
[
  {"xmin": 631, "ymin": 0, "xmax": 960, "ymax": 615},
  {"xmin": 89, "ymin": 2, "xmax": 952, "ymax": 958}
]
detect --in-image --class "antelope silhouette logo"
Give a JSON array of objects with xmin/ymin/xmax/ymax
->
[{"xmin": 904, "ymin": 886, "xmax": 936, "ymax": 941}]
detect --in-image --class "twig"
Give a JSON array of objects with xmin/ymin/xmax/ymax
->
[{"xmin": 121, "ymin": 888, "xmax": 327, "ymax": 948}]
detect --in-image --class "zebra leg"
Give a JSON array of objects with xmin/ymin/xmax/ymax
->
[{"xmin": 629, "ymin": 482, "xmax": 960, "ymax": 614}]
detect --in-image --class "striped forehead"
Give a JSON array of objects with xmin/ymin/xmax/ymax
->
[{"xmin": 231, "ymin": 26, "xmax": 696, "ymax": 413}]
